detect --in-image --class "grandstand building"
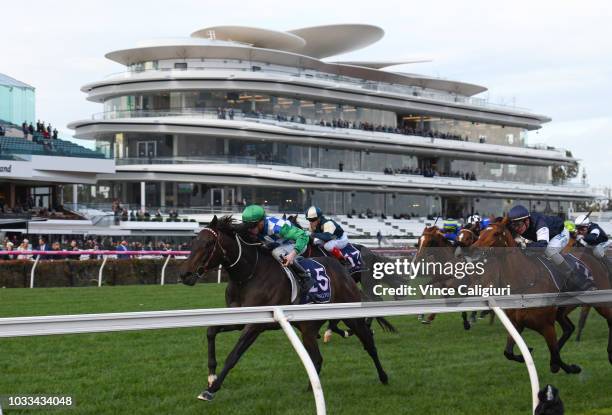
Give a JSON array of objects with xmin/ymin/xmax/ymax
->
[
  {"xmin": 69, "ymin": 24, "xmax": 601, "ymax": 219},
  {"xmin": 0, "ymin": 73, "xmax": 35, "ymax": 126}
]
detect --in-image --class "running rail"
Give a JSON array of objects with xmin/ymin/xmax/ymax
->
[{"xmin": 1, "ymin": 290, "xmax": 611, "ymax": 415}]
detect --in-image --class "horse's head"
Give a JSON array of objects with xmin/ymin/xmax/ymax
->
[
  {"xmin": 456, "ymin": 228, "xmax": 477, "ymax": 247},
  {"xmin": 286, "ymin": 214, "xmax": 303, "ymax": 230},
  {"xmin": 472, "ymin": 217, "xmax": 515, "ymax": 248},
  {"xmin": 414, "ymin": 225, "xmax": 450, "ymax": 262},
  {"xmin": 179, "ymin": 215, "xmax": 236, "ymax": 285}
]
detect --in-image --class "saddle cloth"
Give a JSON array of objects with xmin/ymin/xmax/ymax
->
[
  {"xmin": 536, "ymin": 253, "xmax": 593, "ymax": 292},
  {"xmin": 341, "ymin": 243, "xmax": 365, "ymax": 275},
  {"xmin": 288, "ymin": 258, "xmax": 332, "ymax": 304}
]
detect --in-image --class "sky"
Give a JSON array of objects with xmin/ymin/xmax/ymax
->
[{"xmin": 1, "ymin": 0, "xmax": 611, "ymax": 186}]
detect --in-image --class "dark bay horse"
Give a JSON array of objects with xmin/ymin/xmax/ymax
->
[
  {"xmin": 473, "ymin": 218, "xmax": 585, "ymax": 373},
  {"xmin": 179, "ymin": 215, "xmax": 389, "ymax": 401}
]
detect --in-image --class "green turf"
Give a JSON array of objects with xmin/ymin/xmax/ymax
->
[{"xmin": 0, "ymin": 285, "xmax": 610, "ymax": 414}]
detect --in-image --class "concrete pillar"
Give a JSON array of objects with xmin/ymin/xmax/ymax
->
[
  {"xmin": 73, "ymin": 184, "xmax": 78, "ymax": 208},
  {"xmin": 172, "ymin": 135, "xmax": 178, "ymax": 157},
  {"xmin": 160, "ymin": 181, "xmax": 166, "ymax": 208},
  {"xmin": 140, "ymin": 181, "xmax": 146, "ymax": 211},
  {"xmin": 9, "ymin": 183, "xmax": 16, "ymax": 208}
]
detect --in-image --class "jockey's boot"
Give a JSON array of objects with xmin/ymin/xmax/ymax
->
[
  {"xmin": 291, "ymin": 258, "xmax": 315, "ymax": 292},
  {"xmin": 558, "ymin": 259, "xmax": 596, "ymax": 292},
  {"xmin": 330, "ymin": 247, "xmax": 347, "ymax": 264}
]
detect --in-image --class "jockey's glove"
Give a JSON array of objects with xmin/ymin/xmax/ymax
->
[{"xmin": 514, "ymin": 236, "xmax": 528, "ymax": 249}]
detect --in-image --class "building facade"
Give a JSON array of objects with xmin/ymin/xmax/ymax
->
[
  {"xmin": 69, "ymin": 24, "xmax": 600, "ymax": 218},
  {"xmin": 0, "ymin": 73, "xmax": 35, "ymax": 126}
]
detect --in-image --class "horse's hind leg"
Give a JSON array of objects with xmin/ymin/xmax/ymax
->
[
  {"xmin": 576, "ymin": 305, "xmax": 592, "ymax": 342},
  {"xmin": 461, "ymin": 312, "xmax": 471, "ymax": 330},
  {"xmin": 206, "ymin": 324, "xmax": 243, "ymax": 387},
  {"xmin": 592, "ymin": 305, "xmax": 612, "ymax": 364},
  {"xmin": 324, "ymin": 320, "xmax": 350, "ymax": 343},
  {"xmin": 342, "ymin": 318, "xmax": 388, "ymax": 384},
  {"xmin": 556, "ymin": 306, "xmax": 576, "ymax": 351}
]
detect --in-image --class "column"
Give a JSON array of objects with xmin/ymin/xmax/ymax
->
[
  {"xmin": 73, "ymin": 184, "xmax": 78, "ymax": 208},
  {"xmin": 9, "ymin": 183, "xmax": 16, "ymax": 208},
  {"xmin": 140, "ymin": 181, "xmax": 146, "ymax": 211},
  {"xmin": 160, "ymin": 181, "xmax": 166, "ymax": 208}
]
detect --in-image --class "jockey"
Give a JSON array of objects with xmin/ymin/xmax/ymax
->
[
  {"xmin": 305, "ymin": 206, "xmax": 348, "ymax": 262},
  {"xmin": 442, "ymin": 218, "xmax": 461, "ymax": 244},
  {"xmin": 466, "ymin": 214, "xmax": 490, "ymax": 235},
  {"xmin": 574, "ymin": 214, "xmax": 612, "ymax": 275},
  {"xmin": 508, "ymin": 204, "xmax": 595, "ymax": 291},
  {"xmin": 241, "ymin": 204, "xmax": 314, "ymax": 290}
]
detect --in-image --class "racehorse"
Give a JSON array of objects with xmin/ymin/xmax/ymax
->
[
  {"xmin": 558, "ymin": 237, "xmax": 612, "ymax": 357},
  {"xmin": 473, "ymin": 218, "xmax": 586, "ymax": 373},
  {"xmin": 287, "ymin": 214, "xmax": 402, "ymax": 341},
  {"xmin": 414, "ymin": 225, "xmax": 483, "ymax": 329},
  {"xmin": 179, "ymin": 215, "xmax": 389, "ymax": 401}
]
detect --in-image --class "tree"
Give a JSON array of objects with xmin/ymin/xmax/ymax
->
[{"xmin": 552, "ymin": 150, "xmax": 579, "ymax": 184}]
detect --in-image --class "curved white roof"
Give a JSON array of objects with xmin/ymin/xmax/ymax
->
[
  {"xmin": 288, "ymin": 24, "xmax": 384, "ymax": 59},
  {"xmin": 330, "ymin": 60, "xmax": 432, "ymax": 69},
  {"xmin": 191, "ymin": 25, "xmax": 306, "ymax": 51}
]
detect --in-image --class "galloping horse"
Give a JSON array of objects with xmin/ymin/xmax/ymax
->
[
  {"xmin": 559, "ymin": 237, "xmax": 612, "ymax": 356},
  {"xmin": 179, "ymin": 216, "xmax": 389, "ymax": 401},
  {"xmin": 473, "ymin": 218, "xmax": 586, "ymax": 373},
  {"xmin": 414, "ymin": 225, "xmax": 482, "ymax": 329},
  {"xmin": 287, "ymin": 214, "xmax": 403, "ymax": 341}
]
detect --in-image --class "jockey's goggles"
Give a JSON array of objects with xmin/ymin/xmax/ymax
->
[{"xmin": 307, "ymin": 217, "xmax": 319, "ymax": 222}]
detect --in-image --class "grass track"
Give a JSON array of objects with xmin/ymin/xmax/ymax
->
[{"xmin": 0, "ymin": 284, "xmax": 611, "ymax": 414}]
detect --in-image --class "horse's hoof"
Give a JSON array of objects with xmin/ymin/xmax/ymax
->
[
  {"xmin": 564, "ymin": 364, "xmax": 582, "ymax": 374},
  {"xmin": 343, "ymin": 330, "xmax": 350, "ymax": 338},
  {"xmin": 323, "ymin": 329, "xmax": 333, "ymax": 343},
  {"xmin": 379, "ymin": 372, "xmax": 389, "ymax": 385},
  {"xmin": 207, "ymin": 374, "xmax": 217, "ymax": 388},
  {"xmin": 528, "ymin": 347, "xmax": 534, "ymax": 353},
  {"xmin": 550, "ymin": 363, "xmax": 561, "ymax": 374},
  {"xmin": 463, "ymin": 320, "xmax": 471, "ymax": 331},
  {"xmin": 504, "ymin": 351, "xmax": 524, "ymax": 363},
  {"xmin": 421, "ymin": 320, "xmax": 432, "ymax": 325},
  {"xmin": 197, "ymin": 391, "xmax": 215, "ymax": 401}
]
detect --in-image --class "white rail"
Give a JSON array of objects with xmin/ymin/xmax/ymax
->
[{"xmin": 1, "ymin": 290, "xmax": 610, "ymax": 415}]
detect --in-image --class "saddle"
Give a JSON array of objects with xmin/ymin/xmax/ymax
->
[{"xmin": 287, "ymin": 258, "xmax": 332, "ymax": 304}]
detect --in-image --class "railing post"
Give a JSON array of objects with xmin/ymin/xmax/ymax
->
[
  {"xmin": 217, "ymin": 264, "xmax": 222, "ymax": 284},
  {"xmin": 161, "ymin": 254, "xmax": 172, "ymax": 286},
  {"xmin": 273, "ymin": 307, "xmax": 326, "ymax": 415},
  {"xmin": 30, "ymin": 255, "xmax": 40, "ymax": 288},
  {"xmin": 489, "ymin": 300, "xmax": 540, "ymax": 414},
  {"xmin": 98, "ymin": 255, "xmax": 108, "ymax": 287}
]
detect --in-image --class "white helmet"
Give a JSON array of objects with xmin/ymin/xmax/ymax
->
[
  {"xmin": 467, "ymin": 215, "xmax": 481, "ymax": 225},
  {"xmin": 574, "ymin": 214, "xmax": 591, "ymax": 227}
]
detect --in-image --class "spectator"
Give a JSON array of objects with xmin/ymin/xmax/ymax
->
[
  {"xmin": 116, "ymin": 240, "xmax": 129, "ymax": 259},
  {"xmin": 377, "ymin": 230, "xmax": 383, "ymax": 247},
  {"xmin": 17, "ymin": 239, "xmax": 31, "ymax": 260},
  {"xmin": 1, "ymin": 241, "xmax": 15, "ymax": 260},
  {"xmin": 38, "ymin": 236, "xmax": 51, "ymax": 259}
]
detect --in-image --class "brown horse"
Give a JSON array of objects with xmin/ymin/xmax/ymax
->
[
  {"xmin": 473, "ymin": 218, "xmax": 584, "ymax": 373},
  {"xmin": 414, "ymin": 225, "xmax": 484, "ymax": 329},
  {"xmin": 179, "ymin": 215, "xmax": 389, "ymax": 401},
  {"xmin": 561, "ymin": 239, "xmax": 612, "ymax": 357}
]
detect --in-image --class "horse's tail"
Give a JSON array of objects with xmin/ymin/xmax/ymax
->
[{"xmin": 375, "ymin": 317, "xmax": 397, "ymax": 333}]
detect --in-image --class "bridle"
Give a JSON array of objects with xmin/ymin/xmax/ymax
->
[{"xmin": 194, "ymin": 227, "xmax": 260, "ymax": 283}]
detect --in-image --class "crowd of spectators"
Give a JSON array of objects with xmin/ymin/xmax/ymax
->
[
  {"xmin": 20, "ymin": 120, "xmax": 59, "ymax": 141},
  {"xmin": 214, "ymin": 107, "xmax": 474, "ymax": 143},
  {"xmin": 383, "ymin": 166, "xmax": 477, "ymax": 180},
  {"xmin": 0, "ymin": 235, "xmax": 188, "ymax": 261},
  {"xmin": 111, "ymin": 198, "xmax": 185, "ymax": 224}
]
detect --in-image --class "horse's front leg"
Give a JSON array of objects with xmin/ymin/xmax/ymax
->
[
  {"xmin": 206, "ymin": 324, "xmax": 244, "ymax": 387},
  {"xmin": 199, "ymin": 323, "xmax": 267, "ymax": 401}
]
